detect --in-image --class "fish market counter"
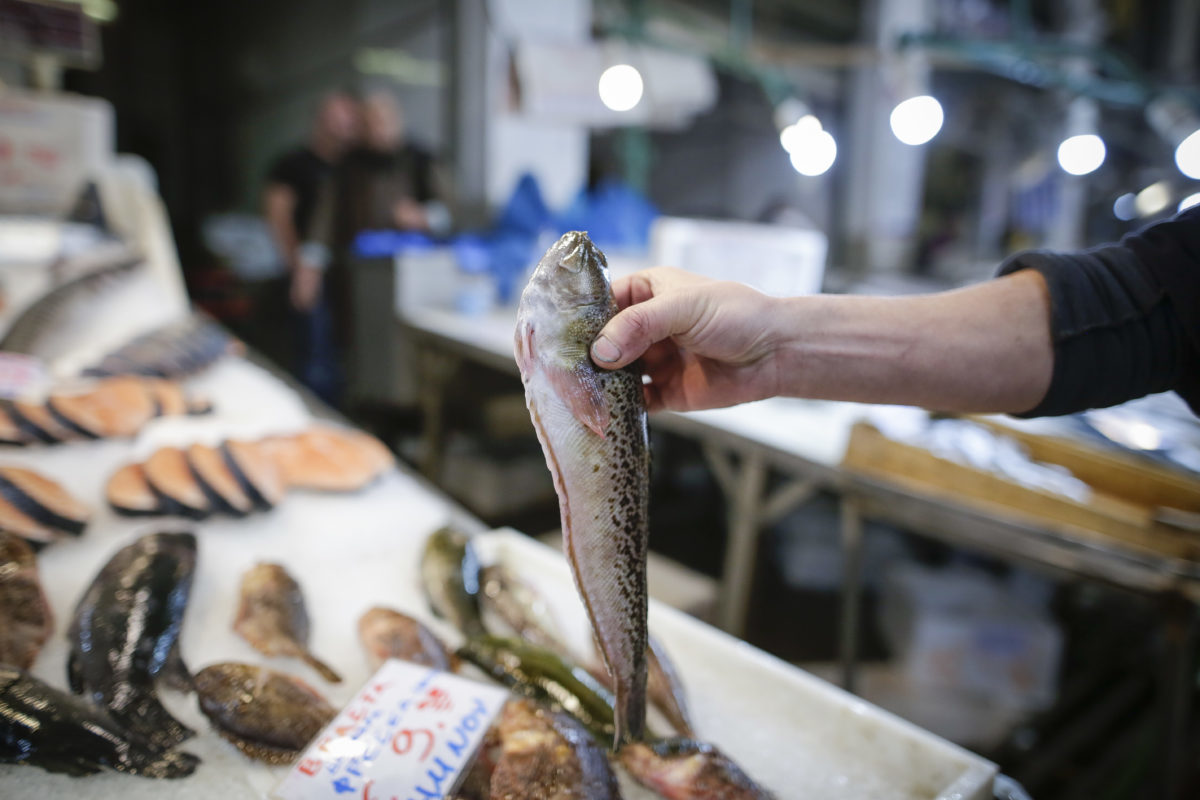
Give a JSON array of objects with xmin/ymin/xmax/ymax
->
[{"xmin": 0, "ymin": 349, "xmax": 1001, "ymax": 800}]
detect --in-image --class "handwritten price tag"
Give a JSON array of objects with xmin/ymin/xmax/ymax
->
[{"xmin": 273, "ymin": 660, "xmax": 508, "ymax": 800}]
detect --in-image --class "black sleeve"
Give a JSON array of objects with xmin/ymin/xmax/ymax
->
[
  {"xmin": 265, "ymin": 150, "xmax": 303, "ymax": 190},
  {"xmin": 996, "ymin": 207, "xmax": 1200, "ymax": 417}
]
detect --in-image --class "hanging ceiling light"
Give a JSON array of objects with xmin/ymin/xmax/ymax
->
[
  {"xmin": 598, "ymin": 64, "xmax": 644, "ymax": 112},
  {"xmin": 889, "ymin": 95, "xmax": 944, "ymax": 146},
  {"xmin": 1175, "ymin": 129, "xmax": 1200, "ymax": 180},
  {"xmin": 1178, "ymin": 191, "xmax": 1200, "ymax": 212},
  {"xmin": 1056, "ymin": 134, "xmax": 1106, "ymax": 176}
]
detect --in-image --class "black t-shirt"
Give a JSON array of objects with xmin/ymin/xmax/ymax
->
[
  {"xmin": 266, "ymin": 146, "xmax": 335, "ymax": 240},
  {"xmin": 997, "ymin": 206, "xmax": 1200, "ymax": 416}
]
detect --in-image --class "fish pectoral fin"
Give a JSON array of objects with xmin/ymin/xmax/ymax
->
[{"xmin": 547, "ymin": 364, "xmax": 610, "ymax": 438}]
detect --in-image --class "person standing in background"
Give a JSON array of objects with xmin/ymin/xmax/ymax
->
[
  {"xmin": 262, "ymin": 91, "xmax": 359, "ymax": 404},
  {"xmin": 334, "ymin": 90, "xmax": 445, "ymax": 241}
]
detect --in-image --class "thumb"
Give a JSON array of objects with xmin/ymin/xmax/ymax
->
[{"xmin": 591, "ymin": 293, "xmax": 700, "ymax": 370}]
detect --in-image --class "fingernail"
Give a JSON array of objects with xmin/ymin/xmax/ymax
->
[{"xmin": 591, "ymin": 335, "xmax": 621, "ymax": 363}]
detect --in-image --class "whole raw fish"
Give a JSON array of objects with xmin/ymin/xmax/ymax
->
[
  {"xmin": 194, "ymin": 662, "xmax": 335, "ymax": 765},
  {"xmin": 0, "ymin": 532, "xmax": 53, "ymax": 670},
  {"xmin": 233, "ymin": 562, "xmax": 342, "ymax": 683},
  {"xmin": 619, "ymin": 739, "xmax": 775, "ymax": 799},
  {"xmin": 515, "ymin": 231, "xmax": 649, "ymax": 746},
  {"xmin": 67, "ymin": 531, "xmax": 197, "ymax": 753},
  {"xmin": 420, "ymin": 525, "xmax": 485, "ymax": 638},
  {"xmin": 358, "ymin": 606, "xmax": 455, "ymax": 671},
  {"xmin": 489, "ymin": 698, "xmax": 620, "ymax": 799},
  {"xmin": 0, "ymin": 665, "xmax": 198, "ymax": 778}
]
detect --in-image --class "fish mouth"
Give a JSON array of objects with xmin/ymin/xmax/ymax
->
[{"xmin": 553, "ymin": 231, "xmax": 600, "ymax": 274}]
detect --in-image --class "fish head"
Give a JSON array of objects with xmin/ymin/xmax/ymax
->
[{"xmin": 524, "ymin": 231, "xmax": 612, "ymax": 315}]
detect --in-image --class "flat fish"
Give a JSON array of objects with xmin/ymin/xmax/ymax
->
[
  {"xmin": 0, "ymin": 532, "xmax": 53, "ymax": 670},
  {"xmin": 67, "ymin": 531, "xmax": 197, "ymax": 752},
  {"xmin": 233, "ymin": 562, "xmax": 342, "ymax": 683},
  {"xmin": 194, "ymin": 662, "xmax": 335, "ymax": 765},
  {"xmin": 619, "ymin": 739, "xmax": 775, "ymax": 800},
  {"xmin": 358, "ymin": 606, "xmax": 455, "ymax": 672},
  {"xmin": 515, "ymin": 231, "xmax": 649, "ymax": 746},
  {"xmin": 0, "ymin": 665, "xmax": 198, "ymax": 778},
  {"xmin": 489, "ymin": 698, "xmax": 620, "ymax": 800},
  {"xmin": 420, "ymin": 526, "xmax": 485, "ymax": 638}
]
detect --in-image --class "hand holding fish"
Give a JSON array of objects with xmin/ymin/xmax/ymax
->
[
  {"xmin": 589, "ymin": 267, "xmax": 786, "ymax": 412},
  {"xmin": 592, "ymin": 266, "xmax": 1056, "ymax": 415}
]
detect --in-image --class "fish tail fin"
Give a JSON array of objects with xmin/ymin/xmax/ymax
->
[
  {"xmin": 615, "ymin": 669, "xmax": 649, "ymax": 746},
  {"xmin": 116, "ymin": 695, "xmax": 195, "ymax": 751},
  {"xmin": 129, "ymin": 748, "xmax": 201, "ymax": 779},
  {"xmin": 302, "ymin": 652, "xmax": 343, "ymax": 684}
]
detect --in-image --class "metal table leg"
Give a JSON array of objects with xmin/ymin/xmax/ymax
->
[
  {"xmin": 416, "ymin": 345, "xmax": 460, "ymax": 480},
  {"xmin": 703, "ymin": 443, "xmax": 821, "ymax": 637},
  {"xmin": 839, "ymin": 495, "xmax": 865, "ymax": 693}
]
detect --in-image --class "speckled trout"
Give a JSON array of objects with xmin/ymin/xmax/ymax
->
[{"xmin": 515, "ymin": 231, "xmax": 649, "ymax": 747}]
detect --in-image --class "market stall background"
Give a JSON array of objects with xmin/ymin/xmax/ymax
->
[{"xmin": 3, "ymin": 0, "xmax": 1200, "ymax": 798}]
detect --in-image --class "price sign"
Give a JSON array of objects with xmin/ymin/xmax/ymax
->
[{"xmin": 273, "ymin": 660, "xmax": 508, "ymax": 800}]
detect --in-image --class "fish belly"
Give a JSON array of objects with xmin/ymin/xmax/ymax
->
[{"xmin": 526, "ymin": 367, "xmax": 648, "ymax": 745}]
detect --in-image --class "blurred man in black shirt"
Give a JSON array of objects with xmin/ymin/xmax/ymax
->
[{"xmin": 262, "ymin": 91, "xmax": 359, "ymax": 403}]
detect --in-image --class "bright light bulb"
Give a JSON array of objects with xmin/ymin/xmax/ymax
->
[
  {"xmin": 598, "ymin": 64, "xmax": 643, "ymax": 112},
  {"xmin": 780, "ymin": 115, "xmax": 822, "ymax": 154},
  {"xmin": 1179, "ymin": 192, "xmax": 1200, "ymax": 212},
  {"xmin": 1056, "ymin": 134, "xmax": 1106, "ymax": 176},
  {"xmin": 1135, "ymin": 181, "xmax": 1171, "ymax": 217},
  {"xmin": 789, "ymin": 130, "xmax": 837, "ymax": 176},
  {"xmin": 1113, "ymin": 193, "xmax": 1138, "ymax": 221},
  {"xmin": 1175, "ymin": 129, "xmax": 1200, "ymax": 179},
  {"xmin": 889, "ymin": 96, "xmax": 944, "ymax": 145}
]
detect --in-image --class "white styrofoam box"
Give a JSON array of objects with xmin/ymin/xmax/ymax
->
[
  {"xmin": 650, "ymin": 216, "xmax": 828, "ymax": 297},
  {"xmin": 879, "ymin": 563, "xmax": 1063, "ymax": 710},
  {"xmin": 0, "ymin": 90, "xmax": 114, "ymax": 216}
]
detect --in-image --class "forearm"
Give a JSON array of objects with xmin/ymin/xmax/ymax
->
[{"xmin": 776, "ymin": 271, "xmax": 1053, "ymax": 413}]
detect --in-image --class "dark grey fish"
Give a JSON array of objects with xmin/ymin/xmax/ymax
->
[
  {"xmin": 489, "ymin": 698, "xmax": 620, "ymax": 799},
  {"xmin": 619, "ymin": 738, "xmax": 775, "ymax": 800},
  {"xmin": 420, "ymin": 526, "xmax": 485, "ymax": 638},
  {"xmin": 194, "ymin": 662, "xmax": 335, "ymax": 765},
  {"xmin": 0, "ymin": 531, "xmax": 53, "ymax": 670},
  {"xmin": 67, "ymin": 531, "xmax": 197, "ymax": 752},
  {"xmin": 0, "ymin": 665, "xmax": 198, "ymax": 778},
  {"xmin": 515, "ymin": 231, "xmax": 650, "ymax": 746}
]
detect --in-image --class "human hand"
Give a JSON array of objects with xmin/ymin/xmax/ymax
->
[
  {"xmin": 393, "ymin": 198, "xmax": 429, "ymax": 231},
  {"xmin": 590, "ymin": 267, "xmax": 786, "ymax": 412},
  {"xmin": 289, "ymin": 263, "xmax": 323, "ymax": 311}
]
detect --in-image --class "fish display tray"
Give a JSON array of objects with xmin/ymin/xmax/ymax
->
[
  {"xmin": 0, "ymin": 356, "xmax": 995, "ymax": 800},
  {"xmin": 474, "ymin": 531, "xmax": 997, "ymax": 800}
]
